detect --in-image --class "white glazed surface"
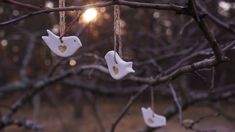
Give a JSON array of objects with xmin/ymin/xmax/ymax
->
[
  {"xmin": 141, "ymin": 107, "xmax": 166, "ymax": 128},
  {"xmin": 42, "ymin": 30, "xmax": 82, "ymax": 57},
  {"xmin": 105, "ymin": 50, "xmax": 135, "ymax": 80}
]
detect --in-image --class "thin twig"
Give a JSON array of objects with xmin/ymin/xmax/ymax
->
[
  {"xmin": 110, "ymin": 85, "xmax": 150, "ymax": 132},
  {"xmin": 168, "ymin": 83, "xmax": 182, "ymax": 124},
  {"xmin": 85, "ymin": 92, "xmax": 106, "ymax": 132},
  {"xmin": 210, "ymin": 67, "xmax": 215, "ymax": 91},
  {"xmin": 189, "ymin": 0, "xmax": 224, "ymax": 61},
  {"xmin": 2, "ymin": 0, "xmax": 41, "ymax": 10}
]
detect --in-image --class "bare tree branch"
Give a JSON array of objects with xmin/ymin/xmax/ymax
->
[
  {"xmin": 0, "ymin": 0, "xmax": 186, "ymax": 26},
  {"xmin": 0, "ymin": 118, "xmax": 42, "ymax": 132},
  {"xmin": 189, "ymin": 0, "xmax": 224, "ymax": 61},
  {"xmin": 2, "ymin": 0, "xmax": 41, "ymax": 10},
  {"xmin": 110, "ymin": 85, "xmax": 150, "ymax": 132}
]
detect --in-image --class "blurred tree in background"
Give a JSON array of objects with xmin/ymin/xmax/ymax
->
[{"xmin": 0, "ymin": 0, "xmax": 235, "ymax": 132}]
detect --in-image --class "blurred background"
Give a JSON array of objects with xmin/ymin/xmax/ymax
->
[{"xmin": 0, "ymin": 0, "xmax": 235, "ymax": 132}]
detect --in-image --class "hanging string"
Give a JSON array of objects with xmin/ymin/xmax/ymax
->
[
  {"xmin": 114, "ymin": 5, "xmax": 122, "ymax": 62},
  {"xmin": 151, "ymin": 87, "xmax": 155, "ymax": 113},
  {"xmin": 116, "ymin": 5, "xmax": 122, "ymax": 57},
  {"xmin": 59, "ymin": 0, "xmax": 66, "ymax": 40},
  {"xmin": 113, "ymin": 5, "xmax": 118, "ymax": 63}
]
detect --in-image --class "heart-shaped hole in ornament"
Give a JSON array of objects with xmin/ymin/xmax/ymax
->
[
  {"xmin": 112, "ymin": 66, "xmax": 119, "ymax": 75},
  {"xmin": 147, "ymin": 118, "xmax": 155, "ymax": 124},
  {"xmin": 58, "ymin": 44, "xmax": 67, "ymax": 53}
]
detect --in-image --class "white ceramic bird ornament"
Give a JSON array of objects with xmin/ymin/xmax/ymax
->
[
  {"xmin": 42, "ymin": 30, "xmax": 82, "ymax": 57},
  {"xmin": 141, "ymin": 107, "xmax": 166, "ymax": 128},
  {"xmin": 104, "ymin": 50, "xmax": 135, "ymax": 80}
]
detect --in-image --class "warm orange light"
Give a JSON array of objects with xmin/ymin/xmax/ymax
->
[{"xmin": 82, "ymin": 8, "xmax": 97, "ymax": 22}]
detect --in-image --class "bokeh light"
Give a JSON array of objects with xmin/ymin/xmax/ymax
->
[
  {"xmin": 0, "ymin": 7, "xmax": 4, "ymax": 14},
  {"xmin": 218, "ymin": 1, "xmax": 231, "ymax": 17},
  {"xmin": 219, "ymin": 1, "xmax": 231, "ymax": 11},
  {"xmin": 69, "ymin": 59, "xmax": 77, "ymax": 66},
  {"xmin": 1, "ymin": 39, "xmax": 8, "ymax": 47},
  {"xmin": 12, "ymin": 10, "xmax": 19, "ymax": 16},
  {"xmin": 82, "ymin": 8, "xmax": 98, "ymax": 23},
  {"xmin": 45, "ymin": 1, "xmax": 54, "ymax": 8},
  {"xmin": 52, "ymin": 24, "xmax": 59, "ymax": 34}
]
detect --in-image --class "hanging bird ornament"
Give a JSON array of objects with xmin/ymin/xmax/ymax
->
[
  {"xmin": 141, "ymin": 87, "xmax": 167, "ymax": 127},
  {"xmin": 42, "ymin": 0, "xmax": 82, "ymax": 57},
  {"xmin": 105, "ymin": 5, "xmax": 134, "ymax": 80},
  {"xmin": 105, "ymin": 51, "xmax": 134, "ymax": 80},
  {"xmin": 42, "ymin": 30, "xmax": 82, "ymax": 57},
  {"xmin": 141, "ymin": 107, "xmax": 166, "ymax": 128}
]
